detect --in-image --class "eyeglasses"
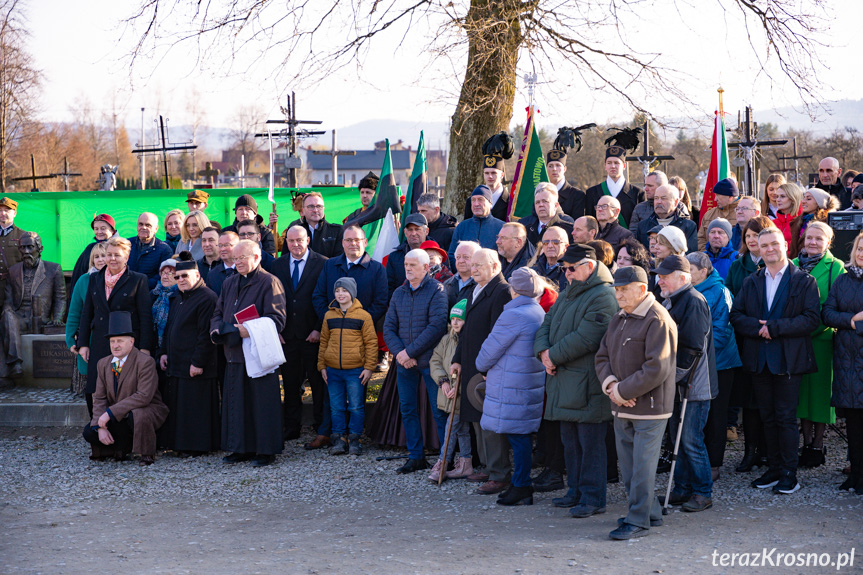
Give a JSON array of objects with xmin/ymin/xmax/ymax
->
[
  {"xmin": 595, "ymin": 204, "xmax": 613, "ymax": 211},
  {"xmin": 238, "ymin": 232, "xmax": 258, "ymax": 238},
  {"xmin": 305, "ymin": 204, "xmax": 325, "ymax": 210},
  {"xmin": 561, "ymin": 262, "xmax": 589, "ymax": 272},
  {"xmin": 735, "ymin": 206, "xmax": 755, "ymax": 213},
  {"xmin": 234, "ymin": 255, "xmax": 254, "ymax": 262},
  {"xmin": 343, "ymin": 238, "xmax": 365, "ymax": 244},
  {"xmin": 541, "ymin": 239, "xmax": 564, "ymax": 245},
  {"xmin": 173, "ymin": 273, "xmax": 191, "ymax": 280}
]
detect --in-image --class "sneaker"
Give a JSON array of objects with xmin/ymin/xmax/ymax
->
[
  {"xmin": 681, "ymin": 494, "xmax": 713, "ymax": 512},
  {"xmin": 772, "ymin": 473, "xmax": 801, "ymax": 494},
  {"xmin": 751, "ymin": 469, "xmax": 782, "ymax": 489},
  {"xmin": 427, "ymin": 460, "xmax": 445, "ymax": 482},
  {"xmin": 609, "ymin": 523, "xmax": 649, "ymax": 540},
  {"xmin": 329, "ymin": 435, "xmax": 347, "ymax": 456},
  {"xmin": 618, "ymin": 516, "xmax": 663, "ymax": 527},
  {"xmin": 347, "ymin": 434, "xmax": 362, "ymax": 456},
  {"xmin": 656, "ymin": 449, "xmax": 672, "ymax": 473}
]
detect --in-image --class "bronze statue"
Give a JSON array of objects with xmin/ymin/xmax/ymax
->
[{"xmin": 0, "ymin": 232, "xmax": 66, "ymax": 384}]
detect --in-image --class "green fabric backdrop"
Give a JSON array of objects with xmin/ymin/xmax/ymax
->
[{"xmin": 9, "ymin": 187, "xmax": 360, "ymax": 271}]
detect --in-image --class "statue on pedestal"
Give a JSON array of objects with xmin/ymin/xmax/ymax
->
[
  {"xmin": 0, "ymin": 232, "xmax": 66, "ymax": 386},
  {"xmin": 98, "ymin": 165, "xmax": 118, "ymax": 191}
]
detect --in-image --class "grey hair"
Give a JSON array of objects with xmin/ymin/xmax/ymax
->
[
  {"xmin": 417, "ymin": 193, "xmax": 440, "ymax": 209},
  {"xmin": 236, "ymin": 239, "xmax": 261, "ymax": 256},
  {"xmin": 647, "ymin": 170, "xmax": 668, "ymax": 186},
  {"xmin": 686, "ymin": 252, "xmax": 713, "ymax": 275},
  {"xmin": 455, "ymin": 240, "xmax": 481, "ymax": 255},
  {"xmin": 405, "ymin": 248, "xmax": 430, "ymax": 266}
]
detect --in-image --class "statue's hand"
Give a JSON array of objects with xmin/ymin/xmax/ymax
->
[{"xmin": 46, "ymin": 320, "xmax": 65, "ymax": 327}]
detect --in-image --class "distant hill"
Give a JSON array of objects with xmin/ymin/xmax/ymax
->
[{"xmin": 755, "ymin": 99, "xmax": 863, "ymax": 135}]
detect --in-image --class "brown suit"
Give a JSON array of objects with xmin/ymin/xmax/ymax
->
[
  {"xmin": 0, "ymin": 225, "xmax": 25, "ymax": 307},
  {"xmin": 90, "ymin": 348, "xmax": 169, "ymax": 457}
]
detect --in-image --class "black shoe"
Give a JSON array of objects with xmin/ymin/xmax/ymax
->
[
  {"xmin": 569, "ymin": 504, "xmax": 605, "ymax": 518},
  {"xmin": 496, "ymin": 485, "xmax": 533, "ymax": 506},
  {"xmin": 772, "ymin": 472, "xmax": 800, "ymax": 494},
  {"xmin": 751, "ymin": 469, "xmax": 782, "ymax": 489},
  {"xmin": 552, "ymin": 494, "xmax": 579, "ymax": 508},
  {"xmin": 839, "ymin": 476, "xmax": 855, "ymax": 491},
  {"xmin": 396, "ymin": 458, "xmax": 429, "ymax": 474},
  {"xmin": 348, "ymin": 434, "xmax": 362, "ymax": 456},
  {"xmin": 329, "ymin": 435, "xmax": 347, "ymax": 456},
  {"xmin": 251, "ymin": 455, "xmax": 275, "ymax": 467},
  {"xmin": 656, "ymin": 449, "xmax": 672, "ymax": 473},
  {"xmin": 283, "ymin": 429, "xmax": 301, "ymax": 441},
  {"xmin": 607, "ymin": 472, "xmax": 620, "ymax": 484},
  {"xmin": 532, "ymin": 468, "xmax": 565, "ymax": 492},
  {"xmin": 657, "ymin": 491, "xmax": 689, "ymax": 506},
  {"xmin": 618, "ymin": 516, "xmax": 663, "ymax": 527},
  {"xmin": 222, "ymin": 452, "xmax": 253, "ymax": 464},
  {"xmin": 735, "ymin": 445, "xmax": 759, "ymax": 472},
  {"xmin": 609, "ymin": 523, "xmax": 650, "ymax": 540},
  {"xmin": 799, "ymin": 446, "xmax": 825, "ymax": 469}
]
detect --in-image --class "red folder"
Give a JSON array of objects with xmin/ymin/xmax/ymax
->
[{"xmin": 234, "ymin": 304, "xmax": 260, "ymax": 324}]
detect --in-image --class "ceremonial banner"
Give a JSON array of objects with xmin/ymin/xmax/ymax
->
[
  {"xmin": 399, "ymin": 131, "xmax": 427, "ymax": 243},
  {"xmin": 507, "ymin": 105, "xmax": 549, "ymax": 220},
  {"xmin": 345, "ymin": 139, "xmax": 402, "ymax": 260},
  {"xmin": 701, "ymin": 108, "xmax": 730, "ymax": 224}
]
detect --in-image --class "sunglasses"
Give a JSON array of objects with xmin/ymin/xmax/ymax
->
[
  {"xmin": 173, "ymin": 273, "xmax": 191, "ymax": 280},
  {"xmin": 561, "ymin": 262, "xmax": 587, "ymax": 272}
]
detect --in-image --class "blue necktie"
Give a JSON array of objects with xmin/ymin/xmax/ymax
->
[{"xmin": 292, "ymin": 259, "xmax": 300, "ymax": 290}]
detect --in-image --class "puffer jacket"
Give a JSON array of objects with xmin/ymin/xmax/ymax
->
[
  {"xmin": 383, "ymin": 273, "xmax": 448, "ymax": 369},
  {"xmin": 430, "ymin": 329, "xmax": 460, "ymax": 413},
  {"xmin": 317, "ymin": 298, "xmax": 378, "ymax": 372},
  {"xmin": 694, "ymin": 270, "xmax": 742, "ymax": 371},
  {"xmin": 476, "ymin": 296, "xmax": 546, "ymax": 435},
  {"xmin": 534, "ymin": 262, "xmax": 617, "ymax": 423},
  {"xmin": 448, "ymin": 214, "xmax": 505, "ymax": 263},
  {"xmin": 596, "ymin": 293, "xmax": 678, "ymax": 419},
  {"xmin": 823, "ymin": 271, "xmax": 863, "ymax": 408},
  {"xmin": 706, "ymin": 243, "xmax": 738, "ymax": 280}
]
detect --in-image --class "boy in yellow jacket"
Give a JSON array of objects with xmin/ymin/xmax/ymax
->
[{"xmin": 318, "ymin": 277, "xmax": 377, "ymax": 455}]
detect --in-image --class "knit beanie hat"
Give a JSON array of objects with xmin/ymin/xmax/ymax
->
[
  {"xmin": 657, "ymin": 225, "xmax": 687, "ymax": 254},
  {"xmin": 334, "ymin": 277, "xmax": 357, "ymax": 300},
  {"xmin": 707, "ymin": 217, "xmax": 733, "ymax": 240},
  {"xmin": 806, "ymin": 188, "xmax": 830, "ymax": 210},
  {"xmin": 450, "ymin": 299, "xmax": 468, "ymax": 320}
]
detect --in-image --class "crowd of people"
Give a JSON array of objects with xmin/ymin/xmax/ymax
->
[{"xmin": 8, "ymin": 141, "xmax": 854, "ymax": 541}]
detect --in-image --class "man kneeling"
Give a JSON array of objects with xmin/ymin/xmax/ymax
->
[{"xmin": 83, "ymin": 311, "xmax": 168, "ymax": 465}]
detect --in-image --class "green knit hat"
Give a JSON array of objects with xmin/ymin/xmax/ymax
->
[{"xmin": 450, "ymin": 299, "xmax": 467, "ymax": 320}]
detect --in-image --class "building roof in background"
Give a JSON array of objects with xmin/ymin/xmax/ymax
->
[{"xmin": 305, "ymin": 149, "xmax": 415, "ymax": 171}]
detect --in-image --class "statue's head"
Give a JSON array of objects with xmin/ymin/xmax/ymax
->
[{"xmin": 18, "ymin": 232, "xmax": 42, "ymax": 268}]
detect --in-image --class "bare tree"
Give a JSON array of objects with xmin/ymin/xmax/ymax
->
[
  {"xmin": 0, "ymin": 0, "xmax": 40, "ymax": 193},
  {"xmin": 228, "ymin": 103, "xmax": 264, "ymax": 158},
  {"xmin": 122, "ymin": 0, "xmax": 831, "ymax": 215}
]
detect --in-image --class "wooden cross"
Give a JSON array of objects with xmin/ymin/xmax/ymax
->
[
  {"xmin": 625, "ymin": 121, "xmax": 674, "ymax": 181},
  {"xmin": 51, "ymin": 157, "xmax": 81, "ymax": 192},
  {"xmin": 255, "ymin": 92, "xmax": 325, "ymax": 187},
  {"xmin": 9, "ymin": 155, "xmax": 59, "ymax": 192},
  {"xmin": 312, "ymin": 130, "xmax": 356, "ymax": 184},
  {"xmin": 727, "ymin": 106, "xmax": 787, "ymax": 196},
  {"xmin": 131, "ymin": 116, "xmax": 197, "ymax": 189},
  {"xmin": 777, "ymin": 137, "xmax": 812, "ymax": 185},
  {"xmin": 197, "ymin": 162, "xmax": 220, "ymax": 186}
]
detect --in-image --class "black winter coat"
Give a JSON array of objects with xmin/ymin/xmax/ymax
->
[
  {"xmin": 78, "ymin": 267, "xmax": 155, "ymax": 394},
  {"xmin": 729, "ymin": 263, "xmax": 821, "ymax": 375},
  {"xmin": 519, "ymin": 212, "xmax": 574, "ymax": 247},
  {"xmin": 558, "ymin": 183, "xmax": 586, "ymax": 220},
  {"xmin": 271, "ymin": 250, "xmax": 328, "ymax": 339},
  {"xmin": 427, "ymin": 212, "xmax": 458, "ymax": 252},
  {"xmin": 452, "ymin": 273, "xmax": 512, "ymax": 422},
  {"xmin": 822, "ymin": 272, "xmax": 863, "ymax": 408},
  {"xmin": 665, "ymin": 284, "xmax": 718, "ymax": 401},
  {"xmin": 463, "ymin": 188, "xmax": 510, "ymax": 222},
  {"xmin": 443, "ymin": 274, "xmax": 475, "ymax": 310},
  {"xmin": 161, "ymin": 280, "xmax": 218, "ymax": 379},
  {"xmin": 286, "ymin": 217, "xmax": 344, "ymax": 259}
]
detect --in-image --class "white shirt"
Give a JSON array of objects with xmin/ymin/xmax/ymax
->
[
  {"xmin": 111, "ymin": 355, "xmax": 129, "ymax": 369},
  {"xmin": 490, "ymin": 185, "xmax": 504, "ymax": 207},
  {"xmin": 555, "ymin": 179, "xmax": 565, "ymax": 192},
  {"xmin": 346, "ymin": 256, "xmax": 362, "ymax": 269},
  {"xmin": 606, "ymin": 176, "xmax": 625, "ymax": 198},
  {"xmin": 472, "ymin": 282, "xmax": 487, "ymax": 302},
  {"xmin": 765, "ymin": 262, "xmax": 789, "ymax": 311},
  {"xmin": 290, "ymin": 249, "xmax": 309, "ymax": 280}
]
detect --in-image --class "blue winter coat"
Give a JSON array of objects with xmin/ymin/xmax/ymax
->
[
  {"xmin": 383, "ymin": 273, "xmax": 448, "ymax": 369},
  {"xmin": 694, "ymin": 269, "xmax": 742, "ymax": 371},
  {"xmin": 476, "ymin": 296, "xmax": 546, "ymax": 435},
  {"xmin": 706, "ymin": 244, "xmax": 738, "ymax": 280},
  {"xmin": 447, "ymin": 214, "xmax": 505, "ymax": 263},
  {"xmin": 128, "ymin": 236, "xmax": 173, "ymax": 289}
]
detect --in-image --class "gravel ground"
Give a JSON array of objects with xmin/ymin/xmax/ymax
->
[{"xmin": 2, "ymin": 427, "xmax": 861, "ymax": 574}]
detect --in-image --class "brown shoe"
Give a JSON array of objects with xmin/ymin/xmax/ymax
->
[
  {"xmin": 467, "ymin": 472, "xmax": 490, "ymax": 483},
  {"xmin": 477, "ymin": 480, "xmax": 509, "ymax": 495},
  {"xmin": 139, "ymin": 455, "xmax": 155, "ymax": 466},
  {"xmin": 304, "ymin": 435, "xmax": 332, "ymax": 450}
]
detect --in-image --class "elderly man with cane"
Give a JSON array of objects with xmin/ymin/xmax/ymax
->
[{"xmin": 596, "ymin": 266, "xmax": 677, "ymax": 540}]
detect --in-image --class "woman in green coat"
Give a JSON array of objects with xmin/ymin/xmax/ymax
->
[
  {"xmin": 792, "ymin": 221, "xmax": 845, "ymax": 468},
  {"xmin": 64, "ymin": 243, "xmax": 108, "ymax": 395}
]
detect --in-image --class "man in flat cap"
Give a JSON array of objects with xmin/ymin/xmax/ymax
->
[
  {"xmin": 386, "ymin": 213, "xmax": 430, "ymax": 298},
  {"xmin": 535, "ymin": 243, "xmax": 617, "ymax": 518},
  {"xmin": 596, "ymin": 266, "xmax": 677, "ymax": 540},
  {"xmin": 0, "ymin": 197, "xmax": 25, "ymax": 309},
  {"xmin": 585, "ymin": 146, "xmax": 643, "ymax": 229},
  {"xmin": 186, "ymin": 190, "xmax": 210, "ymax": 213}
]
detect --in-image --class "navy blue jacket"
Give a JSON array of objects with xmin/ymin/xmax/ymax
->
[
  {"xmin": 386, "ymin": 242, "xmax": 411, "ymax": 300},
  {"xmin": 383, "ymin": 273, "xmax": 448, "ymax": 369},
  {"xmin": 205, "ymin": 263, "xmax": 236, "ymax": 297},
  {"xmin": 127, "ymin": 236, "xmax": 173, "ymax": 290},
  {"xmin": 313, "ymin": 252, "xmax": 388, "ymax": 322},
  {"xmin": 635, "ymin": 205, "xmax": 698, "ymax": 254}
]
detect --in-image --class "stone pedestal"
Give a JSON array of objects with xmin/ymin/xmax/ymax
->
[{"xmin": 20, "ymin": 334, "xmax": 74, "ymax": 389}]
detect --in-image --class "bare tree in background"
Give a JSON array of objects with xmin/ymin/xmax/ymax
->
[
  {"xmin": 0, "ymin": 0, "xmax": 40, "ymax": 193},
  {"xmin": 228, "ymin": 104, "xmax": 264, "ymax": 159},
  {"xmin": 123, "ymin": 0, "xmax": 831, "ymax": 215}
]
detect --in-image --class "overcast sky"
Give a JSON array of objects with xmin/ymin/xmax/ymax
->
[{"xmin": 27, "ymin": 0, "xmax": 863, "ymax": 144}]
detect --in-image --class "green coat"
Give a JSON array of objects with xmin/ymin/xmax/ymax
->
[
  {"xmin": 725, "ymin": 253, "xmax": 763, "ymax": 298},
  {"xmin": 792, "ymin": 250, "xmax": 845, "ymax": 424},
  {"xmin": 534, "ymin": 262, "xmax": 618, "ymax": 423}
]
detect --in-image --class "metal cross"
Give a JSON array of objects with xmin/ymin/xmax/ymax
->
[
  {"xmin": 625, "ymin": 121, "xmax": 674, "ymax": 181},
  {"xmin": 256, "ymin": 92, "xmax": 325, "ymax": 187},
  {"xmin": 777, "ymin": 137, "xmax": 812, "ymax": 184},
  {"xmin": 131, "ymin": 116, "xmax": 197, "ymax": 189},
  {"xmin": 10, "ymin": 155, "xmax": 59, "ymax": 192},
  {"xmin": 727, "ymin": 106, "xmax": 787, "ymax": 196},
  {"xmin": 51, "ymin": 157, "xmax": 81, "ymax": 192}
]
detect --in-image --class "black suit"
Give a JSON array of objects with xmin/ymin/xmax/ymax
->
[
  {"xmin": 78, "ymin": 268, "xmax": 154, "ymax": 395},
  {"xmin": 585, "ymin": 180, "xmax": 643, "ymax": 229},
  {"xmin": 271, "ymin": 250, "xmax": 330, "ymax": 438},
  {"xmin": 557, "ymin": 182, "xmax": 586, "ymax": 220},
  {"xmin": 463, "ymin": 187, "xmax": 511, "ymax": 222}
]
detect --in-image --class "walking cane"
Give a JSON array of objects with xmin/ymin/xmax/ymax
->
[
  {"xmin": 662, "ymin": 351, "xmax": 703, "ymax": 516},
  {"xmin": 438, "ymin": 372, "xmax": 460, "ymax": 486}
]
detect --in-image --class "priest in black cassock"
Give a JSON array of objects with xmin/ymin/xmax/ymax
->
[
  {"xmin": 211, "ymin": 240, "xmax": 287, "ymax": 467},
  {"xmin": 584, "ymin": 144, "xmax": 643, "ymax": 229},
  {"xmin": 158, "ymin": 251, "xmax": 220, "ymax": 455}
]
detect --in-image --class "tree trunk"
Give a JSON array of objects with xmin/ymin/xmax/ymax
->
[{"xmin": 442, "ymin": 0, "xmax": 521, "ymax": 218}]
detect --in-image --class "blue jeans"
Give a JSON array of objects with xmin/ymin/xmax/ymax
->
[
  {"xmin": 439, "ymin": 411, "xmax": 471, "ymax": 461},
  {"xmin": 327, "ymin": 367, "xmax": 365, "ymax": 436},
  {"xmin": 560, "ymin": 421, "xmax": 608, "ymax": 508},
  {"xmin": 396, "ymin": 365, "xmax": 447, "ymax": 459},
  {"xmin": 507, "ymin": 433, "xmax": 533, "ymax": 487},
  {"xmin": 669, "ymin": 399, "xmax": 713, "ymax": 498}
]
